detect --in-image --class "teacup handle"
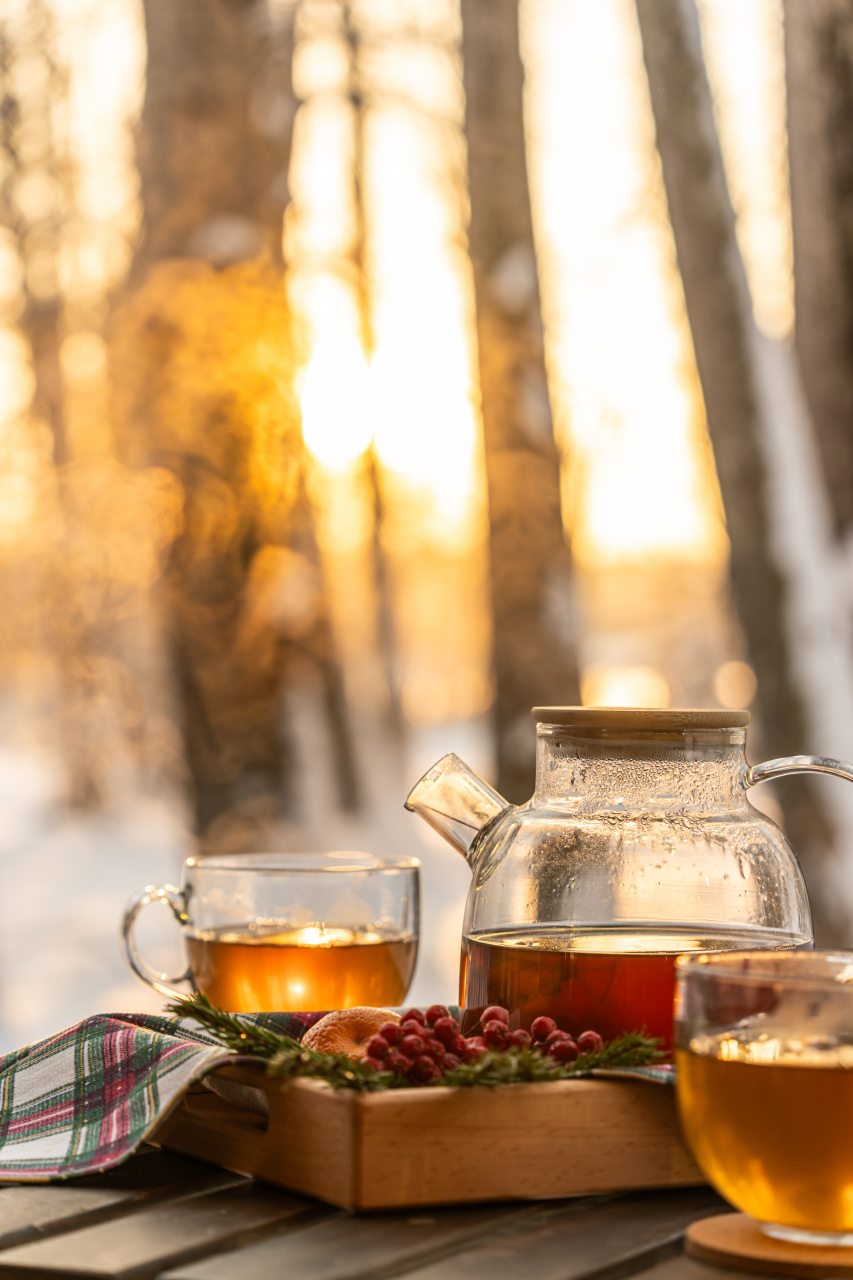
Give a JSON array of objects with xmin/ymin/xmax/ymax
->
[
  {"xmin": 121, "ymin": 884, "xmax": 192, "ymax": 1001},
  {"xmin": 745, "ymin": 755, "xmax": 853, "ymax": 787}
]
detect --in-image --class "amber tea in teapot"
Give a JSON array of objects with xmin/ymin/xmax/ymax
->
[
  {"xmin": 407, "ymin": 708, "xmax": 853, "ymax": 1047},
  {"xmin": 461, "ymin": 926, "xmax": 802, "ymax": 1046}
]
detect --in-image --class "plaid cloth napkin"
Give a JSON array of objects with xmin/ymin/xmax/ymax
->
[{"xmin": 0, "ymin": 1012, "xmax": 673, "ymax": 1183}]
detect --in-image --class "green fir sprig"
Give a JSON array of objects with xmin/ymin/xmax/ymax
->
[
  {"xmin": 168, "ymin": 993, "xmax": 663, "ymax": 1092},
  {"xmin": 168, "ymin": 993, "xmax": 390, "ymax": 1092},
  {"xmin": 440, "ymin": 1030, "xmax": 663, "ymax": 1088}
]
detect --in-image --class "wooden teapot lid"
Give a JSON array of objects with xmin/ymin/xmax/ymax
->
[{"xmin": 531, "ymin": 707, "xmax": 752, "ymax": 730}]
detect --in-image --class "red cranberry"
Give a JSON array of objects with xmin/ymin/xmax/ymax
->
[
  {"xmin": 443, "ymin": 1053, "xmax": 461, "ymax": 1071},
  {"xmin": 423, "ymin": 1038, "xmax": 446, "ymax": 1063},
  {"xmin": 425, "ymin": 1004, "xmax": 450, "ymax": 1026},
  {"xmin": 577, "ymin": 1030, "xmax": 604, "ymax": 1055},
  {"xmin": 482, "ymin": 1005, "xmax": 510, "ymax": 1026},
  {"xmin": 379, "ymin": 1021, "xmax": 403, "ymax": 1045},
  {"xmin": 507, "ymin": 1029, "xmax": 531, "ymax": 1049},
  {"xmin": 364, "ymin": 1056, "xmax": 384, "ymax": 1071},
  {"xmin": 531, "ymin": 1016, "xmax": 557, "ymax": 1043},
  {"xmin": 464, "ymin": 1040, "xmax": 488, "ymax": 1062},
  {"xmin": 366, "ymin": 1035, "xmax": 389, "ymax": 1059},
  {"xmin": 482, "ymin": 1019, "xmax": 509, "ymax": 1048},
  {"xmin": 451, "ymin": 1033, "xmax": 468, "ymax": 1055},
  {"xmin": 549, "ymin": 1038, "xmax": 579, "ymax": 1063},
  {"xmin": 409, "ymin": 1055, "xmax": 440, "ymax": 1083},
  {"xmin": 544, "ymin": 1029, "xmax": 571, "ymax": 1047},
  {"xmin": 401, "ymin": 1008, "xmax": 426, "ymax": 1025},
  {"xmin": 400, "ymin": 1034, "xmax": 426, "ymax": 1058},
  {"xmin": 433, "ymin": 1016, "xmax": 461, "ymax": 1046},
  {"xmin": 385, "ymin": 1049, "xmax": 409, "ymax": 1075}
]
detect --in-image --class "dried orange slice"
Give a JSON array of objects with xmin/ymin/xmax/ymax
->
[{"xmin": 301, "ymin": 1008, "xmax": 400, "ymax": 1059}]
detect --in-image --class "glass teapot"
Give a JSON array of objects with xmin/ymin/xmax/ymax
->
[{"xmin": 405, "ymin": 707, "xmax": 853, "ymax": 1048}]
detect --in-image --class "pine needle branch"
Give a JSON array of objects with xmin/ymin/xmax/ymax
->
[
  {"xmin": 168, "ymin": 991, "xmax": 396, "ymax": 1091},
  {"xmin": 439, "ymin": 1031, "xmax": 663, "ymax": 1089},
  {"xmin": 167, "ymin": 992, "xmax": 294, "ymax": 1058},
  {"xmin": 167, "ymin": 992, "xmax": 663, "ymax": 1092}
]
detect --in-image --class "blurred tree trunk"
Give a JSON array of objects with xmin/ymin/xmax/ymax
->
[
  {"xmin": 136, "ymin": 0, "xmax": 295, "ymax": 270},
  {"xmin": 19, "ymin": 298, "xmax": 103, "ymax": 810},
  {"xmin": 785, "ymin": 0, "xmax": 853, "ymax": 540},
  {"xmin": 342, "ymin": 1, "xmax": 404, "ymax": 743},
  {"xmin": 0, "ymin": 6, "xmax": 102, "ymax": 810},
  {"xmin": 635, "ymin": 0, "xmax": 842, "ymax": 942},
  {"xmin": 461, "ymin": 0, "xmax": 580, "ymax": 803},
  {"xmin": 128, "ymin": 0, "xmax": 358, "ymax": 843}
]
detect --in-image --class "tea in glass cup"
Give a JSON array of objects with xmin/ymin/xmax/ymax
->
[
  {"xmin": 675, "ymin": 950, "xmax": 853, "ymax": 1245},
  {"xmin": 122, "ymin": 852, "xmax": 419, "ymax": 1012}
]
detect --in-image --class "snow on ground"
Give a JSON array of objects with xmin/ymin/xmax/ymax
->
[
  {"xmin": 0, "ymin": 746, "xmax": 184, "ymax": 1050},
  {"xmin": 0, "ymin": 715, "xmax": 489, "ymax": 1053}
]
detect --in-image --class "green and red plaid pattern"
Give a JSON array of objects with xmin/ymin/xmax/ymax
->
[
  {"xmin": 0, "ymin": 1011, "xmax": 312, "ymax": 1182},
  {"xmin": 0, "ymin": 1013, "xmax": 673, "ymax": 1182}
]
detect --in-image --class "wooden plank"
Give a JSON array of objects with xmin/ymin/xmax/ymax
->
[
  {"xmin": 165, "ymin": 1188, "xmax": 721, "ymax": 1280},
  {"xmin": 629, "ymin": 1252, "xmax": 760, "ymax": 1280},
  {"xmin": 391, "ymin": 1189, "xmax": 726, "ymax": 1280},
  {"xmin": 0, "ymin": 1181, "xmax": 317, "ymax": 1278},
  {"xmin": 0, "ymin": 1150, "xmax": 241, "ymax": 1249},
  {"xmin": 161, "ymin": 1203, "xmax": 548, "ymax": 1280}
]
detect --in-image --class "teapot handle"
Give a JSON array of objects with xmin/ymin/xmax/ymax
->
[{"xmin": 745, "ymin": 755, "xmax": 853, "ymax": 788}]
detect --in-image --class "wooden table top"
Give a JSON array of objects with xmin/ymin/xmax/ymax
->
[{"xmin": 0, "ymin": 1148, "xmax": 759, "ymax": 1280}]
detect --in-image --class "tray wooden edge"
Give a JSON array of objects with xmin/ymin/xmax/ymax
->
[{"xmin": 153, "ymin": 1062, "xmax": 705, "ymax": 1211}]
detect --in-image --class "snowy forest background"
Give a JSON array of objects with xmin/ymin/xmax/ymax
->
[{"xmin": 1, "ymin": 0, "xmax": 852, "ymax": 1051}]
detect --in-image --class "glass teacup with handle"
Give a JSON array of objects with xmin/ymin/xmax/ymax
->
[
  {"xmin": 676, "ymin": 950, "xmax": 853, "ymax": 1246},
  {"xmin": 122, "ymin": 851, "xmax": 420, "ymax": 1012}
]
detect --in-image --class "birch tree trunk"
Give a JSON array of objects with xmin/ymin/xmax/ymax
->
[
  {"xmin": 137, "ymin": 0, "xmax": 294, "ymax": 270},
  {"xmin": 342, "ymin": 1, "xmax": 404, "ymax": 743},
  {"xmin": 785, "ymin": 0, "xmax": 853, "ymax": 540},
  {"xmin": 124, "ymin": 0, "xmax": 358, "ymax": 843},
  {"xmin": 461, "ymin": 0, "xmax": 580, "ymax": 802},
  {"xmin": 0, "ymin": 5, "xmax": 103, "ymax": 809},
  {"xmin": 634, "ymin": 0, "xmax": 847, "ymax": 943}
]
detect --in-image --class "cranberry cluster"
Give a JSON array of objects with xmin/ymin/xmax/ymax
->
[
  {"xmin": 363, "ymin": 1004, "xmax": 605, "ymax": 1084},
  {"xmin": 528, "ymin": 1016, "xmax": 604, "ymax": 1063}
]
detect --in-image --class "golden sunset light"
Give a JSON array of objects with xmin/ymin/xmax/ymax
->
[{"xmin": 1, "ymin": 0, "xmax": 851, "ymax": 1062}]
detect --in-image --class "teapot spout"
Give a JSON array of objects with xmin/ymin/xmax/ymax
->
[{"xmin": 405, "ymin": 753, "xmax": 510, "ymax": 863}]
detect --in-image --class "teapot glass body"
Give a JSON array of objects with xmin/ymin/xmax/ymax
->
[{"xmin": 405, "ymin": 709, "xmax": 842, "ymax": 1049}]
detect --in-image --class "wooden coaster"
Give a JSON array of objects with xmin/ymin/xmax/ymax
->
[{"xmin": 686, "ymin": 1213, "xmax": 853, "ymax": 1277}]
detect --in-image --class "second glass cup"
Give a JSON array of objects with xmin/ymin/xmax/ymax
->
[
  {"xmin": 675, "ymin": 950, "xmax": 853, "ymax": 1246},
  {"xmin": 122, "ymin": 852, "xmax": 420, "ymax": 1013}
]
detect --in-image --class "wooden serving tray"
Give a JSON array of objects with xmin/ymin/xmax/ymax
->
[{"xmin": 153, "ymin": 1063, "xmax": 703, "ymax": 1210}]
